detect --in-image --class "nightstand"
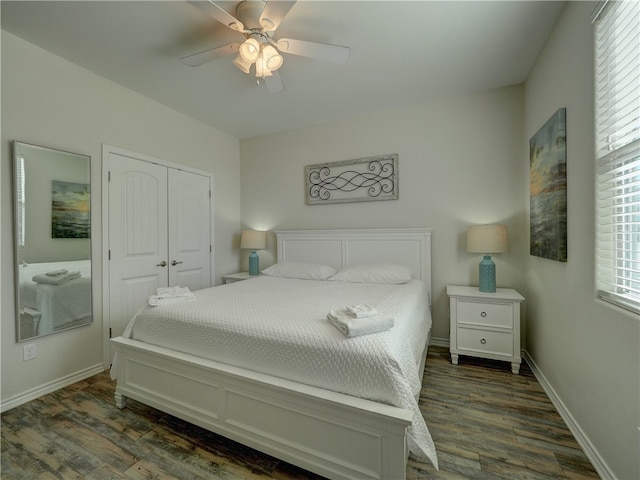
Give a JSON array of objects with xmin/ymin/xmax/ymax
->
[
  {"xmin": 221, "ymin": 272, "xmax": 259, "ymax": 284},
  {"xmin": 447, "ymin": 285, "xmax": 524, "ymax": 374}
]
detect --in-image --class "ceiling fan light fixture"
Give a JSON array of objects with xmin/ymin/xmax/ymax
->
[
  {"xmin": 239, "ymin": 37, "xmax": 260, "ymax": 62},
  {"xmin": 255, "ymin": 56, "xmax": 273, "ymax": 78},
  {"xmin": 262, "ymin": 45, "xmax": 283, "ymax": 71},
  {"xmin": 232, "ymin": 54, "xmax": 252, "ymax": 74}
]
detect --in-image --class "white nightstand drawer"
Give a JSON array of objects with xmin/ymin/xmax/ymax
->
[
  {"xmin": 457, "ymin": 301, "xmax": 513, "ymax": 328},
  {"xmin": 457, "ymin": 327, "xmax": 513, "ymax": 357}
]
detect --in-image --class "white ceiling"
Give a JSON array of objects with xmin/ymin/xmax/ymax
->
[{"xmin": 1, "ymin": 1, "xmax": 565, "ymax": 139}]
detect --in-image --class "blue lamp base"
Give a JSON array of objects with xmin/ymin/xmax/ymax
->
[
  {"xmin": 478, "ymin": 255, "xmax": 496, "ymax": 293},
  {"xmin": 248, "ymin": 250, "xmax": 259, "ymax": 275}
]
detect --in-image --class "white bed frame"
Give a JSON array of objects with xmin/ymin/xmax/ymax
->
[{"xmin": 111, "ymin": 227, "xmax": 433, "ymax": 479}]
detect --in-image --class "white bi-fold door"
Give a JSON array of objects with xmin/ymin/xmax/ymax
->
[{"xmin": 105, "ymin": 148, "xmax": 212, "ymax": 351}]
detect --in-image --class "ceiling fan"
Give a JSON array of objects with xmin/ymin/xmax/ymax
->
[{"xmin": 180, "ymin": 0, "xmax": 351, "ymax": 93}]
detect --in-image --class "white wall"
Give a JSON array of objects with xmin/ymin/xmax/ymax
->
[
  {"xmin": 524, "ymin": 3, "xmax": 639, "ymax": 479},
  {"xmin": 241, "ymin": 85, "xmax": 527, "ymax": 342},
  {"xmin": 1, "ymin": 32, "xmax": 241, "ymax": 405},
  {"xmin": 241, "ymin": 5, "xmax": 640, "ymax": 477}
]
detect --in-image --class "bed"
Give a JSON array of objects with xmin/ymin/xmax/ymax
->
[
  {"xmin": 110, "ymin": 227, "xmax": 436, "ymax": 479},
  {"xmin": 18, "ymin": 259, "xmax": 92, "ymax": 335}
]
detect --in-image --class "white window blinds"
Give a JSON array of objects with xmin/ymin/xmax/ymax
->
[
  {"xmin": 16, "ymin": 155, "xmax": 26, "ymax": 248},
  {"xmin": 594, "ymin": 0, "xmax": 640, "ymax": 313}
]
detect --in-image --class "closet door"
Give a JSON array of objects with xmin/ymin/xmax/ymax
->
[
  {"xmin": 168, "ymin": 169, "xmax": 211, "ymax": 290},
  {"xmin": 107, "ymin": 153, "xmax": 169, "ymax": 339}
]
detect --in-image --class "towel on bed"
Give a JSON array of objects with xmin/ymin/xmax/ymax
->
[
  {"xmin": 327, "ymin": 308, "xmax": 394, "ymax": 337},
  {"xmin": 45, "ymin": 269, "xmax": 69, "ymax": 277},
  {"xmin": 345, "ymin": 304, "xmax": 379, "ymax": 318},
  {"xmin": 32, "ymin": 271, "xmax": 81, "ymax": 285},
  {"xmin": 148, "ymin": 286, "xmax": 195, "ymax": 306}
]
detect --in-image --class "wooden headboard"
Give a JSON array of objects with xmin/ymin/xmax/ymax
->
[{"xmin": 275, "ymin": 228, "xmax": 433, "ymax": 303}]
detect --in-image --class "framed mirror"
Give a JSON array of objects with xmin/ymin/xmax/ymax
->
[{"xmin": 13, "ymin": 141, "xmax": 92, "ymax": 341}]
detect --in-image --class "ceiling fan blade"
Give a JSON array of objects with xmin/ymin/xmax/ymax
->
[
  {"xmin": 275, "ymin": 38, "xmax": 350, "ymax": 64},
  {"xmin": 259, "ymin": 1, "xmax": 296, "ymax": 32},
  {"xmin": 179, "ymin": 43, "xmax": 240, "ymax": 67},
  {"xmin": 263, "ymin": 71, "xmax": 285, "ymax": 94},
  {"xmin": 189, "ymin": 1, "xmax": 245, "ymax": 32}
]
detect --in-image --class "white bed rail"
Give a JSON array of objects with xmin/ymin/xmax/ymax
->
[{"xmin": 112, "ymin": 336, "xmax": 411, "ymax": 479}]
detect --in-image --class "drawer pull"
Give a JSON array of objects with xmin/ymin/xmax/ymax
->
[
  {"xmin": 480, "ymin": 311, "xmax": 487, "ymax": 318},
  {"xmin": 480, "ymin": 338, "xmax": 487, "ymax": 344}
]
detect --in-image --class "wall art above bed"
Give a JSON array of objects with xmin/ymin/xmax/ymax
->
[{"xmin": 305, "ymin": 154, "xmax": 398, "ymax": 205}]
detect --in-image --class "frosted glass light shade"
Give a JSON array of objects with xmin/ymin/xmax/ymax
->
[
  {"xmin": 232, "ymin": 54, "xmax": 252, "ymax": 74},
  {"xmin": 239, "ymin": 38, "xmax": 260, "ymax": 62},
  {"xmin": 255, "ymin": 56, "xmax": 272, "ymax": 77},
  {"xmin": 467, "ymin": 224, "xmax": 509, "ymax": 254},
  {"xmin": 262, "ymin": 45, "xmax": 283, "ymax": 71}
]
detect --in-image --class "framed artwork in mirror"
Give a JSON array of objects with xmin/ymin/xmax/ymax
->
[{"xmin": 51, "ymin": 180, "xmax": 90, "ymax": 238}]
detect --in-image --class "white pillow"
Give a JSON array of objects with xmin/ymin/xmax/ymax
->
[
  {"xmin": 261, "ymin": 262, "xmax": 337, "ymax": 280},
  {"xmin": 329, "ymin": 263, "xmax": 412, "ymax": 284}
]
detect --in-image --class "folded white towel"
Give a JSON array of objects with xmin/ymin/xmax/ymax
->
[
  {"xmin": 345, "ymin": 304, "xmax": 378, "ymax": 318},
  {"xmin": 32, "ymin": 272, "xmax": 81, "ymax": 285},
  {"xmin": 46, "ymin": 269, "xmax": 68, "ymax": 277},
  {"xmin": 148, "ymin": 286, "xmax": 195, "ymax": 306},
  {"xmin": 327, "ymin": 308, "xmax": 394, "ymax": 337}
]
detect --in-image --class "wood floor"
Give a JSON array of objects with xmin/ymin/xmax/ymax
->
[{"xmin": 1, "ymin": 346, "xmax": 599, "ymax": 479}]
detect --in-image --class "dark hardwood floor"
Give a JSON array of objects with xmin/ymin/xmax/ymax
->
[{"xmin": 1, "ymin": 346, "xmax": 599, "ymax": 479}]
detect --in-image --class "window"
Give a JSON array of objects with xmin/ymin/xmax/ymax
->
[
  {"xmin": 594, "ymin": 1, "xmax": 640, "ymax": 314},
  {"xmin": 16, "ymin": 155, "xmax": 25, "ymax": 248}
]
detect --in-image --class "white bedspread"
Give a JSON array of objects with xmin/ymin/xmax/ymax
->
[
  {"xmin": 19, "ymin": 260, "xmax": 92, "ymax": 334},
  {"xmin": 117, "ymin": 276, "xmax": 437, "ymax": 467}
]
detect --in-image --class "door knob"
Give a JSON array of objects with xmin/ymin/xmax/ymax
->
[
  {"xmin": 156, "ymin": 261, "xmax": 167, "ymax": 267},
  {"xmin": 171, "ymin": 260, "xmax": 184, "ymax": 266}
]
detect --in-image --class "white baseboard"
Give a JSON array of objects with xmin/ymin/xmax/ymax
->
[
  {"xmin": 0, "ymin": 363, "xmax": 105, "ymax": 413},
  {"xmin": 523, "ymin": 351, "xmax": 615, "ymax": 480},
  {"xmin": 429, "ymin": 336, "xmax": 450, "ymax": 348}
]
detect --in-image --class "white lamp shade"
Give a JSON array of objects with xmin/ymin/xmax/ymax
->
[
  {"xmin": 239, "ymin": 38, "xmax": 260, "ymax": 62},
  {"xmin": 240, "ymin": 230, "xmax": 267, "ymax": 250},
  {"xmin": 467, "ymin": 224, "xmax": 509, "ymax": 254}
]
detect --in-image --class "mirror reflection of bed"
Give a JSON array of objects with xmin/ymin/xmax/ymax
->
[
  {"xmin": 18, "ymin": 260, "xmax": 92, "ymax": 338},
  {"xmin": 13, "ymin": 141, "xmax": 92, "ymax": 341}
]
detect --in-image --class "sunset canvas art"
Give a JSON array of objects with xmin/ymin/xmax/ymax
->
[
  {"xmin": 51, "ymin": 180, "xmax": 90, "ymax": 238},
  {"xmin": 529, "ymin": 108, "xmax": 567, "ymax": 262}
]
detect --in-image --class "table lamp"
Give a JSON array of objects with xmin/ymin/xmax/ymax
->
[
  {"xmin": 241, "ymin": 230, "xmax": 267, "ymax": 275},
  {"xmin": 467, "ymin": 224, "xmax": 509, "ymax": 293}
]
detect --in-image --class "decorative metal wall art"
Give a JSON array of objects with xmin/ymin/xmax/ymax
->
[
  {"xmin": 305, "ymin": 154, "xmax": 398, "ymax": 205},
  {"xmin": 529, "ymin": 108, "xmax": 567, "ymax": 262}
]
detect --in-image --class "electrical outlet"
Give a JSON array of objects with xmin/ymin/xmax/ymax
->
[{"xmin": 23, "ymin": 343, "xmax": 37, "ymax": 361}]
